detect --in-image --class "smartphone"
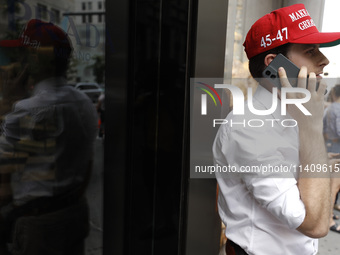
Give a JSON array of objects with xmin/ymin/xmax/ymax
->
[
  {"xmin": 262, "ymin": 53, "xmax": 325, "ymax": 93},
  {"xmin": 262, "ymin": 53, "xmax": 300, "ymax": 89}
]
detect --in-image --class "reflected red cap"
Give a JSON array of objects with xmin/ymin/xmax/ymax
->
[
  {"xmin": 0, "ymin": 19, "xmax": 72, "ymax": 51},
  {"xmin": 243, "ymin": 4, "xmax": 340, "ymax": 59}
]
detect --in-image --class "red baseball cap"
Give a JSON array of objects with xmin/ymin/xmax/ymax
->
[
  {"xmin": 0, "ymin": 19, "xmax": 72, "ymax": 52},
  {"xmin": 243, "ymin": 4, "xmax": 340, "ymax": 59}
]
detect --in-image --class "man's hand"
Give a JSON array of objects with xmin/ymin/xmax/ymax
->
[
  {"xmin": 1, "ymin": 63, "xmax": 29, "ymax": 98},
  {"xmin": 278, "ymin": 66, "xmax": 327, "ymax": 132},
  {"xmin": 0, "ymin": 63, "xmax": 30, "ymax": 115},
  {"xmin": 279, "ymin": 66, "xmax": 331, "ymax": 238}
]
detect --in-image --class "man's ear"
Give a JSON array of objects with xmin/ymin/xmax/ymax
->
[{"xmin": 264, "ymin": 54, "xmax": 277, "ymax": 67}]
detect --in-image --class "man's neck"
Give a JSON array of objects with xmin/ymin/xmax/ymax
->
[{"xmin": 32, "ymin": 72, "xmax": 57, "ymax": 84}]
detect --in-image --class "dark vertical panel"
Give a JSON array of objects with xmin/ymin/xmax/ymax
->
[
  {"xmin": 105, "ymin": 0, "xmax": 224, "ymax": 254},
  {"xmin": 128, "ymin": 1, "xmax": 161, "ymax": 254},
  {"xmin": 106, "ymin": 0, "xmax": 193, "ymax": 254},
  {"xmin": 153, "ymin": 1, "xmax": 189, "ymax": 254},
  {"xmin": 104, "ymin": 0, "xmax": 130, "ymax": 254},
  {"xmin": 128, "ymin": 0, "xmax": 191, "ymax": 254}
]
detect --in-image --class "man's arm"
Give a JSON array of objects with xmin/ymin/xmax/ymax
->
[
  {"xmin": 296, "ymin": 128, "xmax": 330, "ymax": 238},
  {"xmin": 279, "ymin": 67, "xmax": 331, "ymax": 238}
]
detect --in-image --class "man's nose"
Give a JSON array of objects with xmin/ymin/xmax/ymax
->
[{"xmin": 319, "ymin": 52, "xmax": 330, "ymax": 68}]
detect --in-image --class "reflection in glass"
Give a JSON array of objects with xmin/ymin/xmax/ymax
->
[{"xmin": 0, "ymin": 1, "xmax": 105, "ymax": 254}]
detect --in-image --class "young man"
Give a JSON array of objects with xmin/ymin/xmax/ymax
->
[
  {"xmin": 0, "ymin": 19, "xmax": 98, "ymax": 254},
  {"xmin": 213, "ymin": 4, "xmax": 340, "ymax": 255}
]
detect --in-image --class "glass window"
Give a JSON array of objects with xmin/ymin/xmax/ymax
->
[
  {"xmin": 37, "ymin": 4, "xmax": 48, "ymax": 20},
  {"xmin": 51, "ymin": 8, "xmax": 61, "ymax": 24},
  {"xmin": 0, "ymin": 0, "xmax": 105, "ymax": 253}
]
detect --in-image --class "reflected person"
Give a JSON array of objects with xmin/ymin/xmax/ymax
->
[
  {"xmin": 324, "ymin": 85, "xmax": 340, "ymax": 153},
  {"xmin": 0, "ymin": 19, "xmax": 97, "ymax": 254}
]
